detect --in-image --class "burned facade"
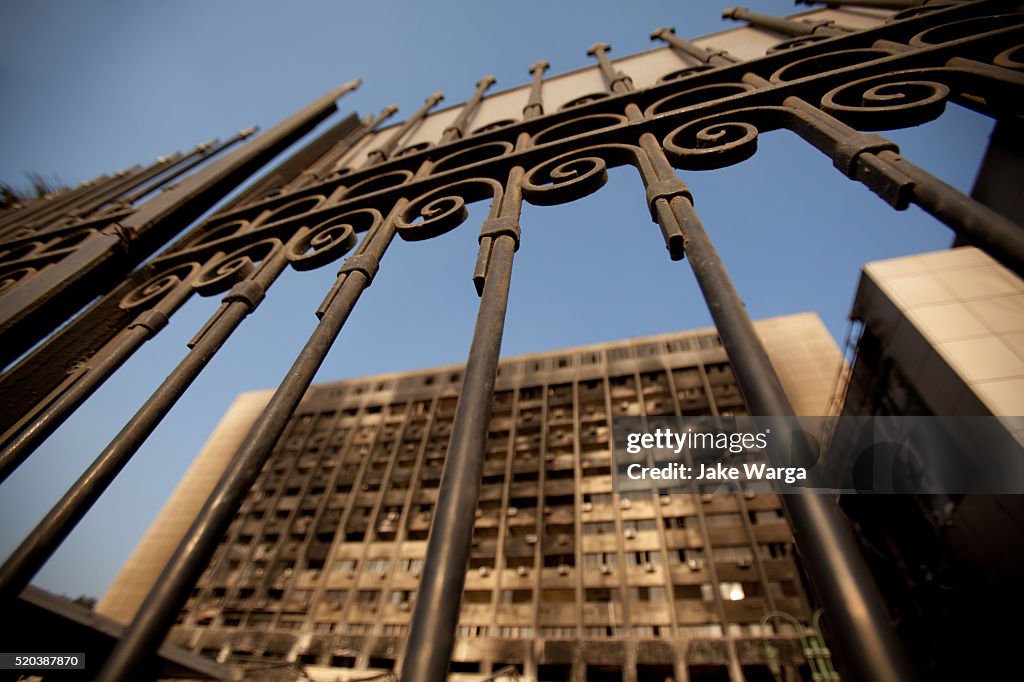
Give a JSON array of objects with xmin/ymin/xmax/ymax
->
[{"xmin": 100, "ymin": 314, "xmax": 843, "ymax": 681}]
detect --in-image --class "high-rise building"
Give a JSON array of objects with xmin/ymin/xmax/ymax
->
[
  {"xmin": 99, "ymin": 312, "xmax": 844, "ymax": 681},
  {"xmin": 837, "ymin": 246, "xmax": 1024, "ymax": 681}
]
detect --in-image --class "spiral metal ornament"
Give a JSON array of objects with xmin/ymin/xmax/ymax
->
[
  {"xmin": 118, "ymin": 262, "xmax": 200, "ymax": 311},
  {"xmin": 521, "ymin": 150, "xmax": 611, "ymax": 207},
  {"xmin": 287, "ymin": 210, "xmax": 378, "ymax": 271},
  {"xmin": 193, "ymin": 239, "xmax": 280, "ymax": 297},
  {"xmin": 663, "ymin": 116, "xmax": 760, "ymax": 171},
  {"xmin": 396, "ymin": 178, "xmax": 504, "ymax": 241},
  {"xmin": 821, "ymin": 74, "xmax": 949, "ymax": 131}
]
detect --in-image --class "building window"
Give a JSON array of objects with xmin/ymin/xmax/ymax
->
[
  {"xmin": 500, "ymin": 589, "xmax": 532, "ymax": 604},
  {"xmin": 355, "ymin": 590, "xmax": 380, "ymax": 609},
  {"xmin": 458, "ymin": 625, "xmax": 489, "ymax": 637},
  {"xmin": 497, "ymin": 626, "xmax": 533, "ymax": 638},
  {"xmin": 628, "ymin": 586, "xmax": 666, "ymax": 602},
  {"xmin": 705, "ymin": 582, "xmax": 745, "ymax": 601}
]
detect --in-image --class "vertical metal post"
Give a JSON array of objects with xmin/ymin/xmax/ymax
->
[
  {"xmin": 663, "ymin": 194, "xmax": 918, "ymax": 682},
  {"xmin": 795, "ymin": 0, "xmax": 924, "ymax": 8},
  {"xmin": 721, "ymin": 7, "xmax": 848, "ymax": 36},
  {"xmin": 95, "ymin": 220, "xmax": 391, "ymax": 682},
  {"xmin": 400, "ymin": 234, "xmax": 516, "ymax": 682},
  {"xmin": 0, "ymin": 241, "xmax": 300, "ymax": 605},
  {"xmin": 651, "ymin": 27, "xmax": 738, "ymax": 66}
]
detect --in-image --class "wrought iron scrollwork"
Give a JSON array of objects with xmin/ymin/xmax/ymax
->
[
  {"xmin": 821, "ymin": 72, "xmax": 952, "ymax": 130},
  {"xmin": 663, "ymin": 114, "xmax": 764, "ymax": 170},
  {"xmin": 396, "ymin": 178, "xmax": 505, "ymax": 241},
  {"xmin": 118, "ymin": 262, "xmax": 201, "ymax": 311},
  {"xmin": 286, "ymin": 210, "xmax": 373, "ymax": 271},
  {"xmin": 193, "ymin": 239, "xmax": 282, "ymax": 297},
  {"xmin": 521, "ymin": 148, "xmax": 617, "ymax": 206}
]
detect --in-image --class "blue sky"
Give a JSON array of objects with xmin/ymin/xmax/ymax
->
[{"xmin": 0, "ymin": 1, "xmax": 993, "ymax": 600}]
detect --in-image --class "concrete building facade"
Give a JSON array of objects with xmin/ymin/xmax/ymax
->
[
  {"xmin": 100, "ymin": 313, "xmax": 844, "ymax": 681},
  {"xmin": 838, "ymin": 246, "xmax": 1024, "ymax": 680}
]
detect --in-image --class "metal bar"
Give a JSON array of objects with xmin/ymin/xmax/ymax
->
[
  {"xmin": 587, "ymin": 43, "xmax": 634, "ymax": 95},
  {"xmin": 1, "ymin": 166, "xmax": 142, "ymax": 236},
  {"xmin": 401, "ymin": 233, "xmax": 516, "ymax": 682},
  {"xmin": 650, "ymin": 27, "xmax": 738, "ymax": 66},
  {"xmin": 0, "ymin": 267, "xmax": 169, "ymax": 438},
  {"xmin": 61, "ymin": 154, "xmax": 191, "ymax": 219},
  {"xmin": 0, "ymin": 174, "xmax": 114, "ymax": 235},
  {"xmin": 0, "ymin": 327, "xmax": 151, "ymax": 482},
  {"xmin": 95, "ymin": 219, "xmax": 392, "ymax": 682},
  {"xmin": 0, "ymin": 79, "xmax": 359, "ymax": 367},
  {"xmin": 663, "ymin": 193, "xmax": 918, "ymax": 682},
  {"xmin": 442, "ymin": 76, "xmax": 496, "ymax": 143},
  {"xmin": 367, "ymin": 92, "xmax": 444, "ymax": 165},
  {"xmin": 523, "ymin": 60, "xmax": 549, "ymax": 119},
  {"xmin": 862, "ymin": 149, "xmax": 1024, "ymax": 277},
  {"xmin": 776, "ymin": 95, "xmax": 1024, "ymax": 279},
  {"xmin": 306, "ymin": 105, "xmax": 399, "ymax": 180},
  {"xmin": 120, "ymin": 129, "xmax": 258, "ymax": 206},
  {"xmin": 722, "ymin": 7, "xmax": 848, "ymax": 36},
  {"xmin": 12, "ymin": 150, "xmax": 194, "ymax": 234},
  {"xmin": 796, "ymin": 0, "xmax": 925, "ymax": 8},
  {"xmin": 0, "ymin": 248, "xmax": 289, "ymax": 606},
  {"xmin": 225, "ymin": 113, "xmax": 363, "ymax": 203}
]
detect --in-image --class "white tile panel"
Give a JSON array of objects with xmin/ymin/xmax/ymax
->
[
  {"xmin": 400, "ymin": 105, "xmax": 463, "ymax": 150},
  {"xmin": 540, "ymin": 66, "xmax": 610, "ymax": 112},
  {"xmin": 967, "ymin": 294, "xmax": 1024, "ymax": 335},
  {"xmin": 907, "ymin": 302, "xmax": 989, "ymax": 342},
  {"xmin": 940, "ymin": 336, "xmax": 1024, "ymax": 383},
  {"xmin": 468, "ymin": 86, "xmax": 530, "ymax": 134}
]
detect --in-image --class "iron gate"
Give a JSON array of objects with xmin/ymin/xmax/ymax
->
[{"xmin": 1, "ymin": 1, "xmax": 1022, "ymax": 680}]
